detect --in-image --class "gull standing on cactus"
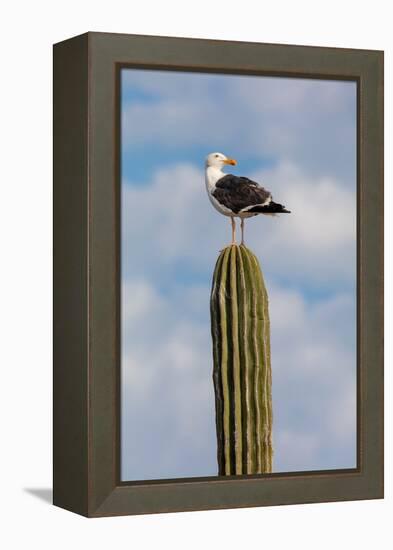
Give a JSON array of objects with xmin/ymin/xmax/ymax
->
[{"xmin": 205, "ymin": 152, "xmax": 291, "ymax": 245}]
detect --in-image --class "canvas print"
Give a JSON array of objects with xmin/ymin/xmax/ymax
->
[{"xmin": 120, "ymin": 69, "xmax": 357, "ymax": 481}]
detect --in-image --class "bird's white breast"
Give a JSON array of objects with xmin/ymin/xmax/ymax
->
[{"xmin": 205, "ymin": 166, "xmax": 234, "ymax": 216}]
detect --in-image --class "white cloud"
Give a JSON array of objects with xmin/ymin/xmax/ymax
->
[
  {"xmin": 121, "ymin": 279, "xmax": 216, "ymax": 480},
  {"xmin": 122, "ymin": 70, "xmax": 356, "ymax": 181},
  {"xmin": 247, "ymin": 161, "xmax": 356, "ymax": 287},
  {"xmin": 122, "ymin": 164, "xmax": 207, "ymax": 265},
  {"xmin": 267, "ymin": 284, "xmax": 356, "ymax": 471},
  {"xmin": 274, "ymin": 431, "xmax": 321, "ymax": 471}
]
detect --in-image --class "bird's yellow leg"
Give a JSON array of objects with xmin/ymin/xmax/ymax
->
[
  {"xmin": 240, "ymin": 218, "xmax": 245, "ymax": 246},
  {"xmin": 231, "ymin": 217, "xmax": 236, "ymax": 245}
]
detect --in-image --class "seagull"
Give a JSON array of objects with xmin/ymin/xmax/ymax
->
[{"xmin": 205, "ymin": 152, "xmax": 291, "ymax": 245}]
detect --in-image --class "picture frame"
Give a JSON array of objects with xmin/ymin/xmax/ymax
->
[{"xmin": 53, "ymin": 31, "xmax": 384, "ymax": 517}]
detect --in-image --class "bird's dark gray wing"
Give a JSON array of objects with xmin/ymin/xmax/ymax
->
[{"xmin": 212, "ymin": 174, "xmax": 272, "ymax": 214}]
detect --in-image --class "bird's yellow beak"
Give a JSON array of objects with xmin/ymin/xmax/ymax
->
[{"xmin": 224, "ymin": 158, "xmax": 237, "ymax": 166}]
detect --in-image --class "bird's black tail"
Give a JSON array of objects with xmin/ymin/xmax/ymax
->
[{"xmin": 248, "ymin": 201, "xmax": 291, "ymax": 214}]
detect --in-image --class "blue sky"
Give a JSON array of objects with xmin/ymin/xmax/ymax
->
[{"xmin": 120, "ymin": 69, "xmax": 357, "ymax": 481}]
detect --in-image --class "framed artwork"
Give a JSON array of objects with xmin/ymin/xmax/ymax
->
[{"xmin": 53, "ymin": 32, "xmax": 384, "ymax": 516}]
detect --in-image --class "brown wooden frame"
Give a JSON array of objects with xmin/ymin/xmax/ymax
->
[{"xmin": 53, "ymin": 32, "xmax": 384, "ymax": 517}]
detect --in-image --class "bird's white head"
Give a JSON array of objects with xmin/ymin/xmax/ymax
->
[{"xmin": 205, "ymin": 152, "xmax": 237, "ymax": 169}]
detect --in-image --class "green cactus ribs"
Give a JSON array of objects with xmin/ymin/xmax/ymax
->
[{"xmin": 210, "ymin": 244, "xmax": 273, "ymax": 475}]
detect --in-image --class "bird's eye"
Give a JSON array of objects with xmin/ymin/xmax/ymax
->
[{"xmin": 215, "ymin": 154, "xmax": 219, "ymax": 158}]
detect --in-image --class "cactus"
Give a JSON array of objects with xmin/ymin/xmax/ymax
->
[{"xmin": 210, "ymin": 244, "xmax": 273, "ymax": 475}]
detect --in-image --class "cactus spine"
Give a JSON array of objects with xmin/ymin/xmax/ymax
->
[{"xmin": 210, "ymin": 244, "xmax": 273, "ymax": 475}]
